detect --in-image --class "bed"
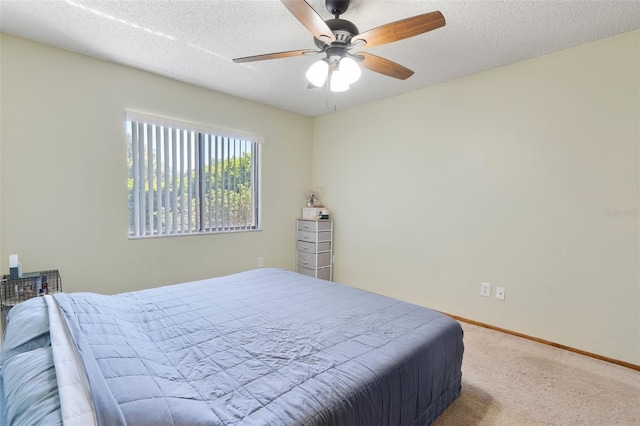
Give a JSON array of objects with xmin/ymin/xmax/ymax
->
[{"xmin": 0, "ymin": 268, "xmax": 463, "ymax": 425}]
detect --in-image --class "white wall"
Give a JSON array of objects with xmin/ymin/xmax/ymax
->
[
  {"xmin": 0, "ymin": 34, "xmax": 313, "ymax": 295},
  {"xmin": 313, "ymin": 31, "xmax": 640, "ymax": 364}
]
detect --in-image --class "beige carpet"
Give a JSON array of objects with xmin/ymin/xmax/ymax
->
[{"xmin": 433, "ymin": 322, "xmax": 640, "ymax": 425}]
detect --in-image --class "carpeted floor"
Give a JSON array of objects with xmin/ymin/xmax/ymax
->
[{"xmin": 433, "ymin": 322, "xmax": 640, "ymax": 425}]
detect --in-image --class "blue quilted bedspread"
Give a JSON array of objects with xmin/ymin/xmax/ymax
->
[{"xmin": 53, "ymin": 268, "xmax": 463, "ymax": 425}]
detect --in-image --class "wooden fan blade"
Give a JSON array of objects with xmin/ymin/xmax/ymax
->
[
  {"xmin": 233, "ymin": 50, "xmax": 316, "ymax": 63},
  {"xmin": 281, "ymin": 0, "xmax": 336, "ymax": 43},
  {"xmin": 352, "ymin": 11, "xmax": 445, "ymax": 48},
  {"xmin": 356, "ymin": 52, "xmax": 414, "ymax": 80}
]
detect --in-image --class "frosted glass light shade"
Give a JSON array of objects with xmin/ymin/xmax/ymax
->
[
  {"xmin": 306, "ymin": 60, "xmax": 329, "ymax": 87},
  {"xmin": 330, "ymin": 70, "xmax": 349, "ymax": 92},
  {"xmin": 339, "ymin": 57, "xmax": 361, "ymax": 84}
]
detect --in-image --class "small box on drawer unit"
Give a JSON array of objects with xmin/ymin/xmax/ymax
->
[
  {"xmin": 302, "ymin": 207, "xmax": 326, "ymax": 220},
  {"xmin": 296, "ymin": 219, "xmax": 333, "ymax": 281}
]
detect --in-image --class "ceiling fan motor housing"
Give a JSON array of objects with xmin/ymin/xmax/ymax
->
[
  {"xmin": 314, "ymin": 17, "xmax": 359, "ymax": 50},
  {"xmin": 326, "ymin": 18, "xmax": 358, "ymax": 42}
]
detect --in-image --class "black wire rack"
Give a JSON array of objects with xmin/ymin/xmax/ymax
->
[{"xmin": 1, "ymin": 269, "xmax": 62, "ymax": 311}]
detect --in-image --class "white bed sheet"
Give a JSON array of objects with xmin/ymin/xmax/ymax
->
[{"xmin": 45, "ymin": 295, "xmax": 97, "ymax": 426}]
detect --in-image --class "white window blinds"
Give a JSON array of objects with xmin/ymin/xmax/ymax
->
[{"xmin": 126, "ymin": 113, "xmax": 261, "ymax": 238}]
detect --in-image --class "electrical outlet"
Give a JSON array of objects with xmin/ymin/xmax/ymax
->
[
  {"xmin": 258, "ymin": 257, "xmax": 264, "ymax": 267},
  {"xmin": 496, "ymin": 286, "xmax": 506, "ymax": 301},
  {"xmin": 480, "ymin": 282, "xmax": 491, "ymax": 298}
]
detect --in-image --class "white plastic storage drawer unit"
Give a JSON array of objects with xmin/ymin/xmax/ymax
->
[{"xmin": 296, "ymin": 219, "xmax": 333, "ymax": 281}]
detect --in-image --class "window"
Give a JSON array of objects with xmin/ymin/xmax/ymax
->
[{"xmin": 126, "ymin": 112, "xmax": 262, "ymax": 238}]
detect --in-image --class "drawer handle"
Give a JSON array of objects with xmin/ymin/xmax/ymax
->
[{"xmin": 302, "ymin": 261, "xmax": 309, "ymax": 265}]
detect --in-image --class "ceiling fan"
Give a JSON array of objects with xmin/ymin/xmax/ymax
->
[{"xmin": 233, "ymin": 0, "xmax": 446, "ymax": 92}]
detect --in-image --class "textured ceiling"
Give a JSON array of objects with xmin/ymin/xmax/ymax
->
[{"xmin": 1, "ymin": 0, "xmax": 639, "ymax": 117}]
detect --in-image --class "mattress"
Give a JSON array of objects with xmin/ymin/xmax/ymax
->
[{"xmin": 0, "ymin": 268, "xmax": 463, "ymax": 425}]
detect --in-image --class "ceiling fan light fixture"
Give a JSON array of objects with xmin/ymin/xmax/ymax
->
[
  {"xmin": 339, "ymin": 57, "xmax": 361, "ymax": 84},
  {"xmin": 330, "ymin": 69, "xmax": 349, "ymax": 92},
  {"xmin": 306, "ymin": 60, "xmax": 329, "ymax": 87}
]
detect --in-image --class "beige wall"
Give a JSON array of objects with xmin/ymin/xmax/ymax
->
[
  {"xmin": 0, "ymin": 34, "xmax": 313, "ymax": 295},
  {"xmin": 2, "ymin": 30, "xmax": 639, "ymax": 365},
  {"xmin": 313, "ymin": 31, "xmax": 640, "ymax": 364},
  {"xmin": 0, "ymin": 39, "xmax": 3, "ymax": 277}
]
